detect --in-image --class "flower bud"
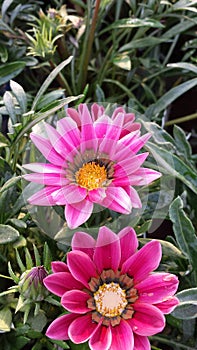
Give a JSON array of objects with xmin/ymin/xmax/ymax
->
[{"xmin": 19, "ymin": 266, "xmax": 48, "ymax": 301}]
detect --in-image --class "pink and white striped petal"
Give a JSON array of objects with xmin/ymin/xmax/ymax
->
[
  {"xmin": 43, "ymin": 272, "xmax": 84, "ymax": 297},
  {"xmin": 89, "ymin": 323, "xmax": 112, "ymax": 350},
  {"xmin": 133, "ymin": 334, "xmax": 151, "ymax": 350},
  {"xmin": 154, "ymin": 296, "xmax": 179, "ymax": 314},
  {"xmin": 65, "ymin": 199, "xmax": 93, "ymax": 229}
]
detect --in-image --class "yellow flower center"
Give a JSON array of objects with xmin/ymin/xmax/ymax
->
[
  {"xmin": 94, "ymin": 282, "xmax": 128, "ymax": 317},
  {"xmin": 75, "ymin": 161, "xmax": 107, "ymax": 190}
]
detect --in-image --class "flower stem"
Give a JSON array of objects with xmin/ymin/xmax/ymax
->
[
  {"xmin": 165, "ymin": 112, "xmax": 197, "ymax": 126},
  {"xmin": 78, "ymin": 0, "xmax": 101, "ymax": 92}
]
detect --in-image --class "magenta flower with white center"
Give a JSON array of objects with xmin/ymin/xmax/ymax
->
[
  {"xmin": 23, "ymin": 103, "xmax": 161, "ymax": 229},
  {"xmin": 43, "ymin": 226, "xmax": 179, "ymax": 350}
]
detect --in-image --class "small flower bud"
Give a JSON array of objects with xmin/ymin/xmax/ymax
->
[{"xmin": 19, "ymin": 266, "xmax": 48, "ymax": 301}]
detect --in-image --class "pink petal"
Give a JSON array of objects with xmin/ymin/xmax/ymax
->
[
  {"xmin": 43, "ymin": 272, "xmax": 84, "ymax": 297},
  {"xmin": 102, "ymin": 186, "xmax": 132, "ymax": 214},
  {"xmin": 128, "ymin": 302, "xmax": 165, "ymax": 336},
  {"xmin": 94, "ymin": 115, "xmax": 112, "ymax": 139},
  {"xmin": 136, "ymin": 273, "xmax": 179, "ymax": 304},
  {"xmin": 67, "ymin": 250, "xmax": 97, "ymax": 288},
  {"xmin": 154, "ymin": 296, "xmax": 179, "ymax": 314},
  {"xmin": 27, "ymin": 186, "xmax": 59, "ymax": 206},
  {"xmin": 133, "ymin": 334, "xmax": 151, "ymax": 350},
  {"xmin": 91, "ymin": 103, "xmax": 105, "ymax": 121},
  {"xmin": 110, "ymin": 319, "xmax": 134, "ymax": 350},
  {"xmin": 52, "ymin": 185, "xmax": 87, "ymax": 205},
  {"xmin": 66, "ymin": 108, "xmax": 81, "ymax": 126},
  {"xmin": 30, "ymin": 133, "xmax": 65, "ymax": 166},
  {"xmin": 51, "ymin": 261, "xmax": 69, "ymax": 273},
  {"xmin": 114, "ymin": 153, "xmax": 149, "ymax": 177},
  {"xmin": 88, "ymin": 188, "xmax": 106, "ymax": 203},
  {"xmin": 72, "ymin": 231, "xmax": 96, "ymax": 259},
  {"xmin": 129, "ymin": 168, "xmax": 161, "ymax": 186},
  {"xmin": 93, "ymin": 226, "xmax": 121, "ymax": 273},
  {"xmin": 23, "ymin": 163, "xmax": 65, "ymax": 174},
  {"xmin": 89, "ymin": 323, "xmax": 112, "ymax": 350},
  {"xmin": 65, "ymin": 199, "xmax": 93, "ymax": 229},
  {"xmin": 98, "ymin": 114, "xmax": 124, "ymax": 155},
  {"xmin": 23, "ymin": 173, "xmax": 68, "ymax": 186},
  {"xmin": 121, "ymin": 240, "xmax": 162, "ymax": 284},
  {"xmin": 61, "ymin": 290, "xmax": 90, "ymax": 313},
  {"xmin": 68, "ymin": 313, "xmax": 98, "ymax": 343},
  {"xmin": 46, "ymin": 313, "xmax": 77, "ymax": 340},
  {"xmin": 56, "ymin": 116, "xmax": 81, "ymax": 148},
  {"xmin": 79, "ymin": 104, "xmax": 97, "ymax": 153},
  {"xmin": 44, "ymin": 122, "xmax": 75, "ymax": 158},
  {"xmin": 118, "ymin": 227, "xmax": 138, "ymax": 266},
  {"xmin": 129, "ymin": 187, "xmax": 142, "ymax": 208},
  {"xmin": 124, "ymin": 133, "xmax": 151, "ymax": 153}
]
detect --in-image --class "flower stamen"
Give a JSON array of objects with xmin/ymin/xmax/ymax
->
[
  {"xmin": 75, "ymin": 161, "xmax": 107, "ymax": 190},
  {"xmin": 94, "ymin": 282, "xmax": 128, "ymax": 318}
]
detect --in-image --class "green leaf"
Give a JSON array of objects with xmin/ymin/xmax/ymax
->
[
  {"xmin": 167, "ymin": 62, "xmax": 197, "ymax": 75},
  {"xmin": 43, "ymin": 242, "xmax": 52, "ymax": 271},
  {"xmin": 146, "ymin": 78, "xmax": 197, "ymax": 117},
  {"xmin": 172, "ymin": 288, "xmax": 197, "ymax": 319},
  {"xmin": 100, "ymin": 17, "xmax": 164, "ymax": 34},
  {"xmin": 113, "ymin": 54, "xmax": 131, "ymax": 71},
  {"xmin": 0, "ymin": 45, "xmax": 8, "ymax": 63},
  {"xmin": 2, "ymin": 0, "xmax": 14, "ymax": 19},
  {"xmin": 33, "ymin": 244, "xmax": 41, "ymax": 266},
  {"xmin": 0, "ymin": 224, "xmax": 20, "ymax": 244},
  {"xmin": 31, "ymin": 56, "xmax": 73, "ymax": 111},
  {"xmin": 14, "ymin": 95, "xmax": 83, "ymax": 145},
  {"xmin": 119, "ymin": 37, "xmax": 165, "ymax": 52},
  {"xmin": 0, "ymin": 176, "xmax": 21, "ymax": 194},
  {"xmin": 51, "ymin": 339, "xmax": 70, "ymax": 349},
  {"xmin": 25, "ymin": 247, "xmax": 33, "ymax": 269},
  {"xmin": 145, "ymin": 141, "xmax": 197, "ymax": 194},
  {"xmin": 10, "ymin": 80, "xmax": 27, "ymax": 114},
  {"xmin": 3, "ymin": 91, "xmax": 17, "ymax": 124},
  {"xmin": 169, "ymin": 197, "xmax": 197, "ymax": 281},
  {"xmin": 8, "ymin": 261, "xmax": 20, "ymax": 283},
  {"xmin": 173, "ymin": 125, "xmax": 192, "ymax": 159},
  {"xmin": 0, "ymin": 61, "xmax": 26, "ymax": 85},
  {"xmin": 0, "ymin": 307, "xmax": 12, "ymax": 332}
]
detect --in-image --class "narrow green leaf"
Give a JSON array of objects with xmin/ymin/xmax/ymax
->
[
  {"xmin": 162, "ymin": 18, "xmax": 197, "ymax": 39},
  {"xmin": 146, "ymin": 78, "xmax": 197, "ymax": 117},
  {"xmin": 33, "ymin": 244, "xmax": 41, "ymax": 266},
  {"xmin": 15, "ymin": 249, "xmax": 26, "ymax": 272},
  {"xmin": 145, "ymin": 141, "xmax": 197, "ymax": 194},
  {"xmin": 119, "ymin": 37, "xmax": 165, "ymax": 52},
  {"xmin": 172, "ymin": 288, "xmax": 197, "ymax": 320},
  {"xmin": 8, "ymin": 261, "xmax": 19, "ymax": 283},
  {"xmin": 100, "ymin": 17, "xmax": 164, "ymax": 34},
  {"xmin": 3, "ymin": 91, "xmax": 17, "ymax": 124},
  {"xmin": 25, "ymin": 248, "xmax": 33, "ymax": 269},
  {"xmin": 169, "ymin": 197, "xmax": 197, "ymax": 280},
  {"xmin": 0, "ymin": 224, "xmax": 20, "ymax": 244},
  {"xmin": 43, "ymin": 242, "xmax": 52, "ymax": 271},
  {"xmin": 0, "ymin": 45, "xmax": 8, "ymax": 63},
  {"xmin": 32, "ymin": 56, "xmax": 73, "ymax": 111},
  {"xmin": 10, "ymin": 80, "xmax": 27, "ymax": 115},
  {"xmin": 167, "ymin": 62, "xmax": 197, "ymax": 75},
  {"xmin": 14, "ymin": 95, "xmax": 83, "ymax": 145},
  {"xmin": 0, "ymin": 176, "xmax": 21, "ymax": 194},
  {"xmin": 173, "ymin": 125, "xmax": 192, "ymax": 159},
  {"xmin": 2, "ymin": 0, "xmax": 14, "ymax": 19},
  {"xmin": 0, "ymin": 62, "xmax": 26, "ymax": 85},
  {"xmin": 0, "ymin": 307, "xmax": 12, "ymax": 332}
]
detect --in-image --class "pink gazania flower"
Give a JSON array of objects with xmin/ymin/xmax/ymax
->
[
  {"xmin": 43, "ymin": 226, "xmax": 179, "ymax": 350},
  {"xmin": 23, "ymin": 103, "xmax": 161, "ymax": 229}
]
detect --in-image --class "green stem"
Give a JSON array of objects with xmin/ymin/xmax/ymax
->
[
  {"xmin": 150, "ymin": 336, "xmax": 194, "ymax": 350},
  {"xmin": 78, "ymin": 0, "xmax": 101, "ymax": 92},
  {"xmin": 165, "ymin": 112, "xmax": 197, "ymax": 126}
]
